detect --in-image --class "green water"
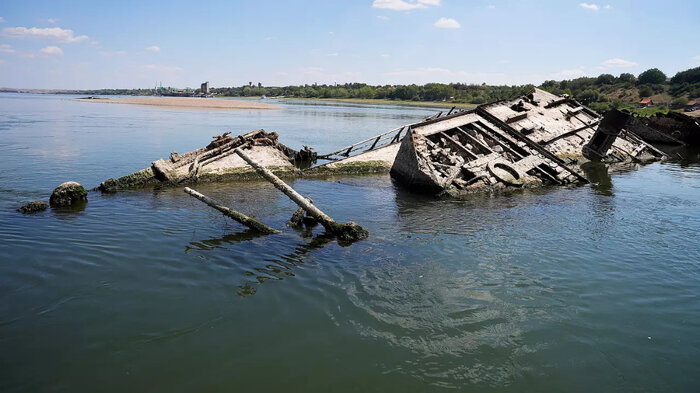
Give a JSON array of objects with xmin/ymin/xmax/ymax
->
[{"xmin": 1, "ymin": 93, "xmax": 699, "ymax": 392}]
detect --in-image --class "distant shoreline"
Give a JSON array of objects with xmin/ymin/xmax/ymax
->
[
  {"xmin": 75, "ymin": 96, "xmax": 281, "ymax": 110},
  {"xmin": 273, "ymin": 97, "xmax": 476, "ymax": 109}
]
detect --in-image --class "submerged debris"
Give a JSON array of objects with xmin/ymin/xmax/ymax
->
[
  {"xmin": 234, "ymin": 147, "xmax": 368, "ymax": 243},
  {"xmin": 624, "ymin": 111, "xmax": 700, "ymax": 145},
  {"xmin": 390, "ymin": 88, "xmax": 664, "ymax": 196},
  {"xmin": 96, "ymin": 88, "xmax": 670, "ymax": 200},
  {"xmin": 184, "ymin": 187, "xmax": 279, "ymax": 234},
  {"xmin": 99, "ymin": 129, "xmax": 298, "ymax": 192},
  {"xmin": 287, "ymin": 198, "xmax": 318, "ymax": 228},
  {"xmin": 50, "ymin": 181, "xmax": 88, "ymax": 207},
  {"xmin": 17, "ymin": 201, "xmax": 48, "ymax": 214}
]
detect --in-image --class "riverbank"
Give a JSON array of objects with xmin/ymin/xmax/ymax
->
[
  {"xmin": 76, "ymin": 96, "xmax": 281, "ymax": 110},
  {"xmin": 268, "ymin": 96, "xmax": 476, "ymax": 109}
]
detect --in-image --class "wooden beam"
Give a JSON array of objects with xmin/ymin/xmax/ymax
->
[
  {"xmin": 438, "ymin": 132, "xmax": 479, "ymax": 159},
  {"xmin": 234, "ymin": 148, "xmax": 368, "ymax": 242},
  {"xmin": 184, "ymin": 187, "xmax": 280, "ymax": 234}
]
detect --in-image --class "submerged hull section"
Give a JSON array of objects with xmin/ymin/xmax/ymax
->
[
  {"xmin": 99, "ymin": 129, "xmax": 298, "ymax": 192},
  {"xmin": 390, "ymin": 109, "xmax": 583, "ymax": 195},
  {"xmin": 391, "ymin": 88, "xmax": 665, "ymax": 196}
]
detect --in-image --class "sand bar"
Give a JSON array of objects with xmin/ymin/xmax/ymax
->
[{"xmin": 77, "ymin": 96, "xmax": 281, "ymax": 110}]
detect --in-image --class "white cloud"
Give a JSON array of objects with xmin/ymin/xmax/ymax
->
[
  {"xmin": 47, "ymin": 18, "xmax": 58, "ymax": 24},
  {"xmin": 0, "ymin": 16, "xmax": 5, "ymax": 23},
  {"xmin": 146, "ymin": 45, "xmax": 160, "ymax": 52},
  {"xmin": 0, "ymin": 43, "xmax": 15, "ymax": 53},
  {"xmin": 601, "ymin": 58, "xmax": 637, "ymax": 68},
  {"xmin": 372, "ymin": 0, "xmax": 440, "ymax": 11},
  {"xmin": 264, "ymin": 36, "xmax": 276, "ymax": 41},
  {"xmin": 579, "ymin": 3, "xmax": 600, "ymax": 11},
  {"xmin": 376, "ymin": 15, "xmax": 389, "ymax": 20},
  {"xmin": 434, "ymin": 17, "xmax": 460, "ymax": 29},
  {"xmin": 2, "ymin": 26, "xmax": 88, "ymax": 43},
  {"xmin": 40, "ymin": 46, "xmax": 63, "ymax": 55},
  {"xmin": 100, "ymin": 50, "xmax": 127, "ymax": 57},
  {"xmin": 579, "ymin": 3, "xmax": 611, "ymax": 11},
  {"xmin": 0, "ymin": 59, "xmax": 5, "ymax": 64},
  {"xmin": 381, "ymin": 53, "xmax": 390, "ymax": 58},
  {"xmin": 144, "ymin": 64, "xmax": 183, "ymax": 72},
  {"xmin": 549, "ymin": 68, "xmax": 588, "ymax": 80},
  {"xmin": 326, "ymin": 53, "xmax": 338, "ymax": 57},
  {"xmin": 487, "ymin": 5, "xmax": 496, "ymax": 9}
]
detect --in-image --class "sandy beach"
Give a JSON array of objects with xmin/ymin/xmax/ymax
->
[{"xmin": 77, "ymin": 96, "xmax": 281, "ymax": 110}]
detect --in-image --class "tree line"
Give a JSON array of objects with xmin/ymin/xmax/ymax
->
[{"xmin": 68, "ymin": 66, "xmax": 700, "ymax": 112}]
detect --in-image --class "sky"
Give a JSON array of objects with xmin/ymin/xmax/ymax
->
[{"xmin": 0, "ymin": 0, "xmax": 698, "ymax": 89}]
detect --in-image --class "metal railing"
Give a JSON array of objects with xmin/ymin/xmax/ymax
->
[{"xmin": 317, "ymin": 108, "xmax": 459, "ymax": 161}]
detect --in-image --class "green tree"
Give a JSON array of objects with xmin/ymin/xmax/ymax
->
[
  {"xmin": 576, "ymin": 89, "xmax": 600, "ymax": 104},
  {"xmin": 670, "ymin": 67, "xmax": 700, "ymax": 84},
  {"xmin": 638, "ymin": 85, "xmax": 653, "ymax": 97},
  {"xmin": 618, "ymin": 73, "xmax": 636, "ymax": 83},
  {"xmin": 638, "ymin": 68, "xmax": 667, "ymax": 85},
  {"xmin": 596, "ymin": 74, "xmax": 616, "ymax": 85}
]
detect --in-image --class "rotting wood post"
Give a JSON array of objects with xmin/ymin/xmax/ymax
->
[
  {"xmin": 234, "ymin": 148, "xmax": 368, "ymax": 243},
  {"xmin": 184, "ymin": 187, "xmax": 280, "ymax": 234},
  {"xmin": 287, "ymin": 197, "xmax": 319, "ymax": 228}
]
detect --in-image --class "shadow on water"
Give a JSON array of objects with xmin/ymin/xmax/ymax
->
[
  {"xmin": 657, "ymin": 144, "xmax": 700, "ymax": 166},
  {"xmin": 50, "ymin": 200, "xmax": 88, "ymax": 220},
  {"xmin": 236, "ymin": 233, "xmax": 335, "ymax": 297},
  {"xmin": 185, "ymin": 229, "xmax": 269, "ymax": 252},
  {"xmin": 581, "ymin": 162, "xmax": 614, "ymax": 196}
]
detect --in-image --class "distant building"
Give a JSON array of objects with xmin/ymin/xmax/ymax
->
[
  {"xmin": 685, "ymin": 100, "xmax": 700, "ymax": 112},
  {"xmin": 200, "ymin": 81, "xmax": 210, "ymax": 95},
  {"xmin": 638, "ymin": 98, "xmax": 654, "ymax": 108}
]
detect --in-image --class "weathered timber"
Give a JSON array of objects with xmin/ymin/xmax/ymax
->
[
  {"xmin": 477, "ymin": 107, "xmax": 590, "ymax": 184},
  {"xmin": 184, "ymin": 187, "xmax": 280, "ymax": 234},
  {"xmin": 234, "ymin": 148, "xmax": 368, "ymax": 242},
  {"xmin": 287, "ymin": 198, "xmax": 318, "ymax": 228}
]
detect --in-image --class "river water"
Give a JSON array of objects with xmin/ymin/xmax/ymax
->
[{"xmin": 1, "ymin": 93, "xmax": 699, "ymax": 392}]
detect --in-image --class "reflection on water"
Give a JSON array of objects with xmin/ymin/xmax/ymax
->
[
  {"xmin": 582, "ymin": 162, "xmax": 613, "ymax": 196},
  {"xmin": 1, "ymin": 93, "xmax": 700, "ymax": 392},
  {"xmin": 186, "ymin": 228, "xmax": 268, "ymax": 252},
  {"xmin": 237, "ymin": 234, "xmax": 335, "ymax": 297}
]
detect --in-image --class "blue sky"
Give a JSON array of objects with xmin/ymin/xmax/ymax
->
[{"xmin": 0, "ymin": 0, "xmax": 698, "ymax": 89}]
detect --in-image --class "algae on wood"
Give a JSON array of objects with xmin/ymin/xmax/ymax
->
[
  {"xmin": 234, "ymin": 148, "xmax": 369, "ymax": 243},
  {"xmin": 184, "ymin": 187, "xmax": 280, "ymax": 234}
]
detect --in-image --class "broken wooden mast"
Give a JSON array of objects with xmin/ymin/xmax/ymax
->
[
  {"xmin": 184, "ymin": 186, "xmax": 280, "ymax": 234},
  {"xmin": 233, "ymin": 147, "xmax": 368, "ymax": 242}
]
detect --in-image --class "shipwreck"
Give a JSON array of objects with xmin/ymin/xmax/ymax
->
[
  {"xmin": 97, "ymin": 88, "xmax": 667, "ymax": 197},
  {"xmin": 390, "ymin": 88, "xmax": 665, "ymax": 195},
  {"xmin": 623, "ymin": 111, "xmax": 700, "ymax": 145}
]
